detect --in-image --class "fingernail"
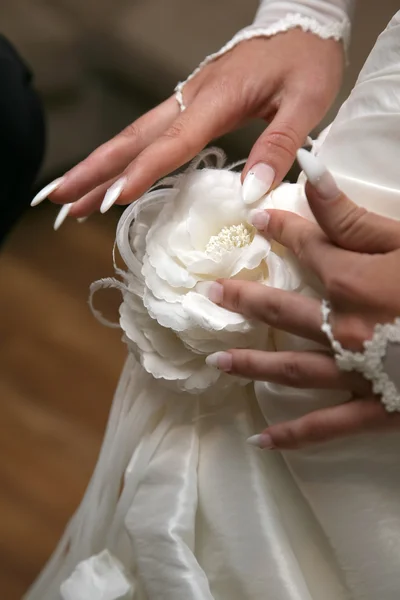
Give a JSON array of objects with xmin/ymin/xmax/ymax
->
[
  {"xmin": 100, "ymin": 177, "xmax": 126, "ymax": 213},
  {"xmin": 77, "ymin": 216, "xmax": 88, "ymax": 223},
  {"xmin": 31, "ymin": 177, "xmax": 65, "ymax": 207},
  {"xmin": 242, "ymin": 163, "xmax": 275, "ymax": 205},
  {"xmin": 205, "ymin": 351, "xmax": 232, "ymax": 371},
  {"xmin": 246, "ymin": 433, "xmax": 274, "ymax": 449},
  {"xmin": 54, "ymin": 203, "xmax": 72, "ymax": 230},
  {"xmin": 296, "ymin": 149, "xmax": 339, "ymax": 200},
  {"xmin": 196, "ymin": 281, "xmax": 223, "ymax": 304},
  {"xmin": 249, "ymin": 210, "xmax": 270, "ymax": 231}
]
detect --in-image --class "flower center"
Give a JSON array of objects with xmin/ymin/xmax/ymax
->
[{"xmin": 205, "ymin": 223, "xmax": 254, "ymax": 257}]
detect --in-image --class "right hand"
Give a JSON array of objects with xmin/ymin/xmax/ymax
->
[
  {"xmin": 47, "ymin": 29, "xmax": 344, "ymax": 216},
  {"xmin": 205, "ymin": 153, "xmax": 400, "ymax": 449}
]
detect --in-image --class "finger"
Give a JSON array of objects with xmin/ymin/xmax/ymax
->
[
  {"xmin": 261, "ymin": 208, "xmax": 354, "ymax": 288},
  {"xmin": 298, "ymin": 149, "xmax": 400, "ymax": 253},
  {"xmin": 206, "ymin": 349, "xmax": 369, "ymax": 393},
  {"xmin": 49, "ymin": 97, "xmax": 179, "ymax": 205},
  {"xmin": 108, "ymin": 94, "xmax": 236, "ymax": 208},
  {"xmin": 68, "ymin": 179, "xmax": 117, "ymax": 218},
  {"xmin": 207, "ymin": 280, "xmax": 328, "ymax": 346},
  {"xmin": 241, "ymin": 98, "xmax": 319, "ymax": 205},
  {"xmin": 248, "ymin": 398, "xmax": 400, "ymax": 450}
]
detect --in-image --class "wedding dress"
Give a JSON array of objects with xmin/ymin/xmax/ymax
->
[{"xmin": 25, "ymin": 5, "xmax": 400, "ymax": 600}]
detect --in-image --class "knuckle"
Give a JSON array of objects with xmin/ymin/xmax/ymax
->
[
  {"xmin": 324, "ymin": 271, "xmax": 359, "ymax": 302},
  {"xmin": 334, "ymin": 204, "xmax": 368, "ymax": 241},
  {"xmin": 91, "ymin": 142, "xmax": 120, "ymax": 165},
  {"xmin": 264, "ymin": 124, "xmax": 301, "ymax": 160},
  {"xmin": 230, "ymin": 350, "xmax": 256, "ymax": 376},
  {"xmin": 268, "ymin": 211, "xmax": 286, "ymax": 241},
  {"xmin": 280, "ymin": 353, "xmax": 303, "ymax": 386},
  {"xmin": 263, "ymin": 295, "xmax": 283, "ymax": 326},
  {"xmin": 162, "ymin": 121, "xmax": 185, "ymax": 140},
  {"xmin": 334, "ymin": 317, "xmax": 371, "ymax": 351},
  {"xmin": 275, "ymin": 424, "xmax": 302, "ymax": 450},
  {"xmin": 292, "ymin": 228, "xmax": 315, "ymax": 262},
  {"xmin": 359, "ymin": 401, "xmax": 383, "ymax": 428},
  {"xmin": 120, "ymin": 122, "xmax": 143, "ymax": 144},
  {"xmin": 295, "ymin": 416, "xmax": 325, "ymax": 445},
  {"xmin": 228, "ymin": 284, "xmax": 245, "ymax": 314},
  {"xmin": 241, "ymin": 351, "xmax": 257, "ymax": 374},
  {"xmin": 161, "ymin": 121, "xmax": 194, "ymax": 153}
]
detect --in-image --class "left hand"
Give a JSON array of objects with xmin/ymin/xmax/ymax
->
[
  {"xmin": 31, "ymin": 31, "xmax": 343, "ymax": 219},
  {"xmin": 205, "ymin": 152, "xmax": 400, "ymax": 449}
]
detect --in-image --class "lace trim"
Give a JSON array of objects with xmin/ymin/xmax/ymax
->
[
  {"xmin": 175, "ymin": 12, "xmax": 350, "ymax": 111},
  {"xmin": 321, "ymin": 300, "xmax": 400, "ymax": 413}
]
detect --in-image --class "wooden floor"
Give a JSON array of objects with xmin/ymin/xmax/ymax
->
[{"xmin": 0, "ymin": 205, "xmax": 127, "ymax": 598}]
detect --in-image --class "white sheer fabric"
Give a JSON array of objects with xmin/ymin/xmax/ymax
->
[
  {"xmin": 251, "ymin": 0, "xmax": 355, "ymax": 48},
  {"xmin": 26, "ymin": 10, "xmax": 400, "ymax": 600}
]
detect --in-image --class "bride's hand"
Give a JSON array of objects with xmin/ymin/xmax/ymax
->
[
  {"xmin": 32, "ymin": 30, "xmax": 343, "ymax": 218},
  {"xmin": 205, "ymin": 152, "xmax": 400, "ymax": 449}
]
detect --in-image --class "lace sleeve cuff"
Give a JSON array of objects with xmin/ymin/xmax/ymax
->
[{"xmin": 321, "ymin": 300, "xmax": 400, "ymax": 413}]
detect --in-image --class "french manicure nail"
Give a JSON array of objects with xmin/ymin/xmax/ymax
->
[
  {"xmin": 296, "ymin": 149, "xmax": 340, "ymax": 200},
  {"xmin": 249, "ymin": 210, "xmax": 270, "ymax": 231},
  {"xmin": 246, "ymin": 433, "xmax": 274, "ymax": 449},
  {"xmin": 31, "ymin": 177, "xmax": 65, "ymax": 207},
  {"xmin": 205, "ymin": 351, "xmax": 232, "ymax": 371},
  {"xmin": 54, "ymin": 203, "xmax": 72, "ymax": 230},
  {"xmin": 196, "ymin": 281, "xmax": 223, "ymax": 304},
  {"xmin": 77, "ymin": 216, "xmax": 88, "ymax": 223},
  {"xmin": 100, "ymin": 177, "xmax": 126, "ymax": 214},
  {"xmin": 242, "ymin": 163, "xmax": 275, "ymax": 205}
]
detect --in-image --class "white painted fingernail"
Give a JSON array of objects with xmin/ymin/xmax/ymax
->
[
  {"xmin": 195, "ymin": 281, "xmax": 223, "ymax": 304},
  {"xmin": 100, "ymin": 177, "xmax": 126, "ymax": 213},
  {"xmin": 54, "ymin": 203, "xmax": 72, "ymax": 230},
  {"xmin": 296, "ymin": 149, "xmax": 340, "ymax": 200},
  {"xmin": 206, "ymin": 351, "xmax": 232, "ymax": 371},
  {"xmin": 77, "ymin": 216, "xmax": 88, "ymax": 223},
  {"xmin": 246, "ymin": 433, "xmax": 274, "ymax": 449},
  {"xmin": 249, "ymin": 210, "xmax": 270, "ymax": 231},
  {"xmin": 31, "ymin": 177, "xmax": 65, "ymax": 206},
  {"xmin": 242, "ymin": 163, "xmax": 275, "ymax": 205}
]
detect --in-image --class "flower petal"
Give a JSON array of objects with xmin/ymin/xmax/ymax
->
[
  {"xmin": 120, "ymin": 302, "xmax": 154, "ymax": 353},
  {"xmin": 147, "ymin": 240, "xmax": 198, "ymax": 288},
  {"xmin": 142, "ymin": 256, "xmax": 185, "ymax": 302},
  {"xmin": 141, "ymin": 351, "xmax": 198, "ymax": 381},
  {"xmin": 143, "ymin": 290, "xmax": 192, "ymax": 332},
  {"xmin": 182, "ymin": 292, "xmax": 252, "ymax": 332},
  {"xmin": 142, "ymin": 324, "xmax": 195, "ymax": 365}
]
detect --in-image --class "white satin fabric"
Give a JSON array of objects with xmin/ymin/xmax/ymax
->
[
  {"xmin": 27, "ymin": 355, "xmax": 348, "ymax": 600},
  {"xmin": 26, "ymin": 12, "xmax": 400, "ymax": 600}
]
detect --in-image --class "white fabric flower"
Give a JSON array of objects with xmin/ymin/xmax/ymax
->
[
  {"xmin": 60, "ymin": 550, "xmax": 134, "ymax": 600},
  {"xmin": 91, "ymin": 151, "xmax": 309, "ymax": 394}
]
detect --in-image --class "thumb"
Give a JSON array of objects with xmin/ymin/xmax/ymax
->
[
  {"xmin": 241, "ymin": 102, "xmax": 313, "ymax": 205},
  {"xmin": 298, "ymin": 149, "xmax": 400, "ymax": 254}
]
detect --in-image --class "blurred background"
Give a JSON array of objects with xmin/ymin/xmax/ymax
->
[{"xmin": 0, "ymin": 1, "xmax": 398, "ymax": 597}]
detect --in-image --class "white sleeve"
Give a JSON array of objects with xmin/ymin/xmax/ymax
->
[
  {"xmin": 175, "ymin": 0, "xmax": 355, "ymax": 110},
  {"xmin": 250, "ymin": 1, "xmax": 355, "ymax": 51}
]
